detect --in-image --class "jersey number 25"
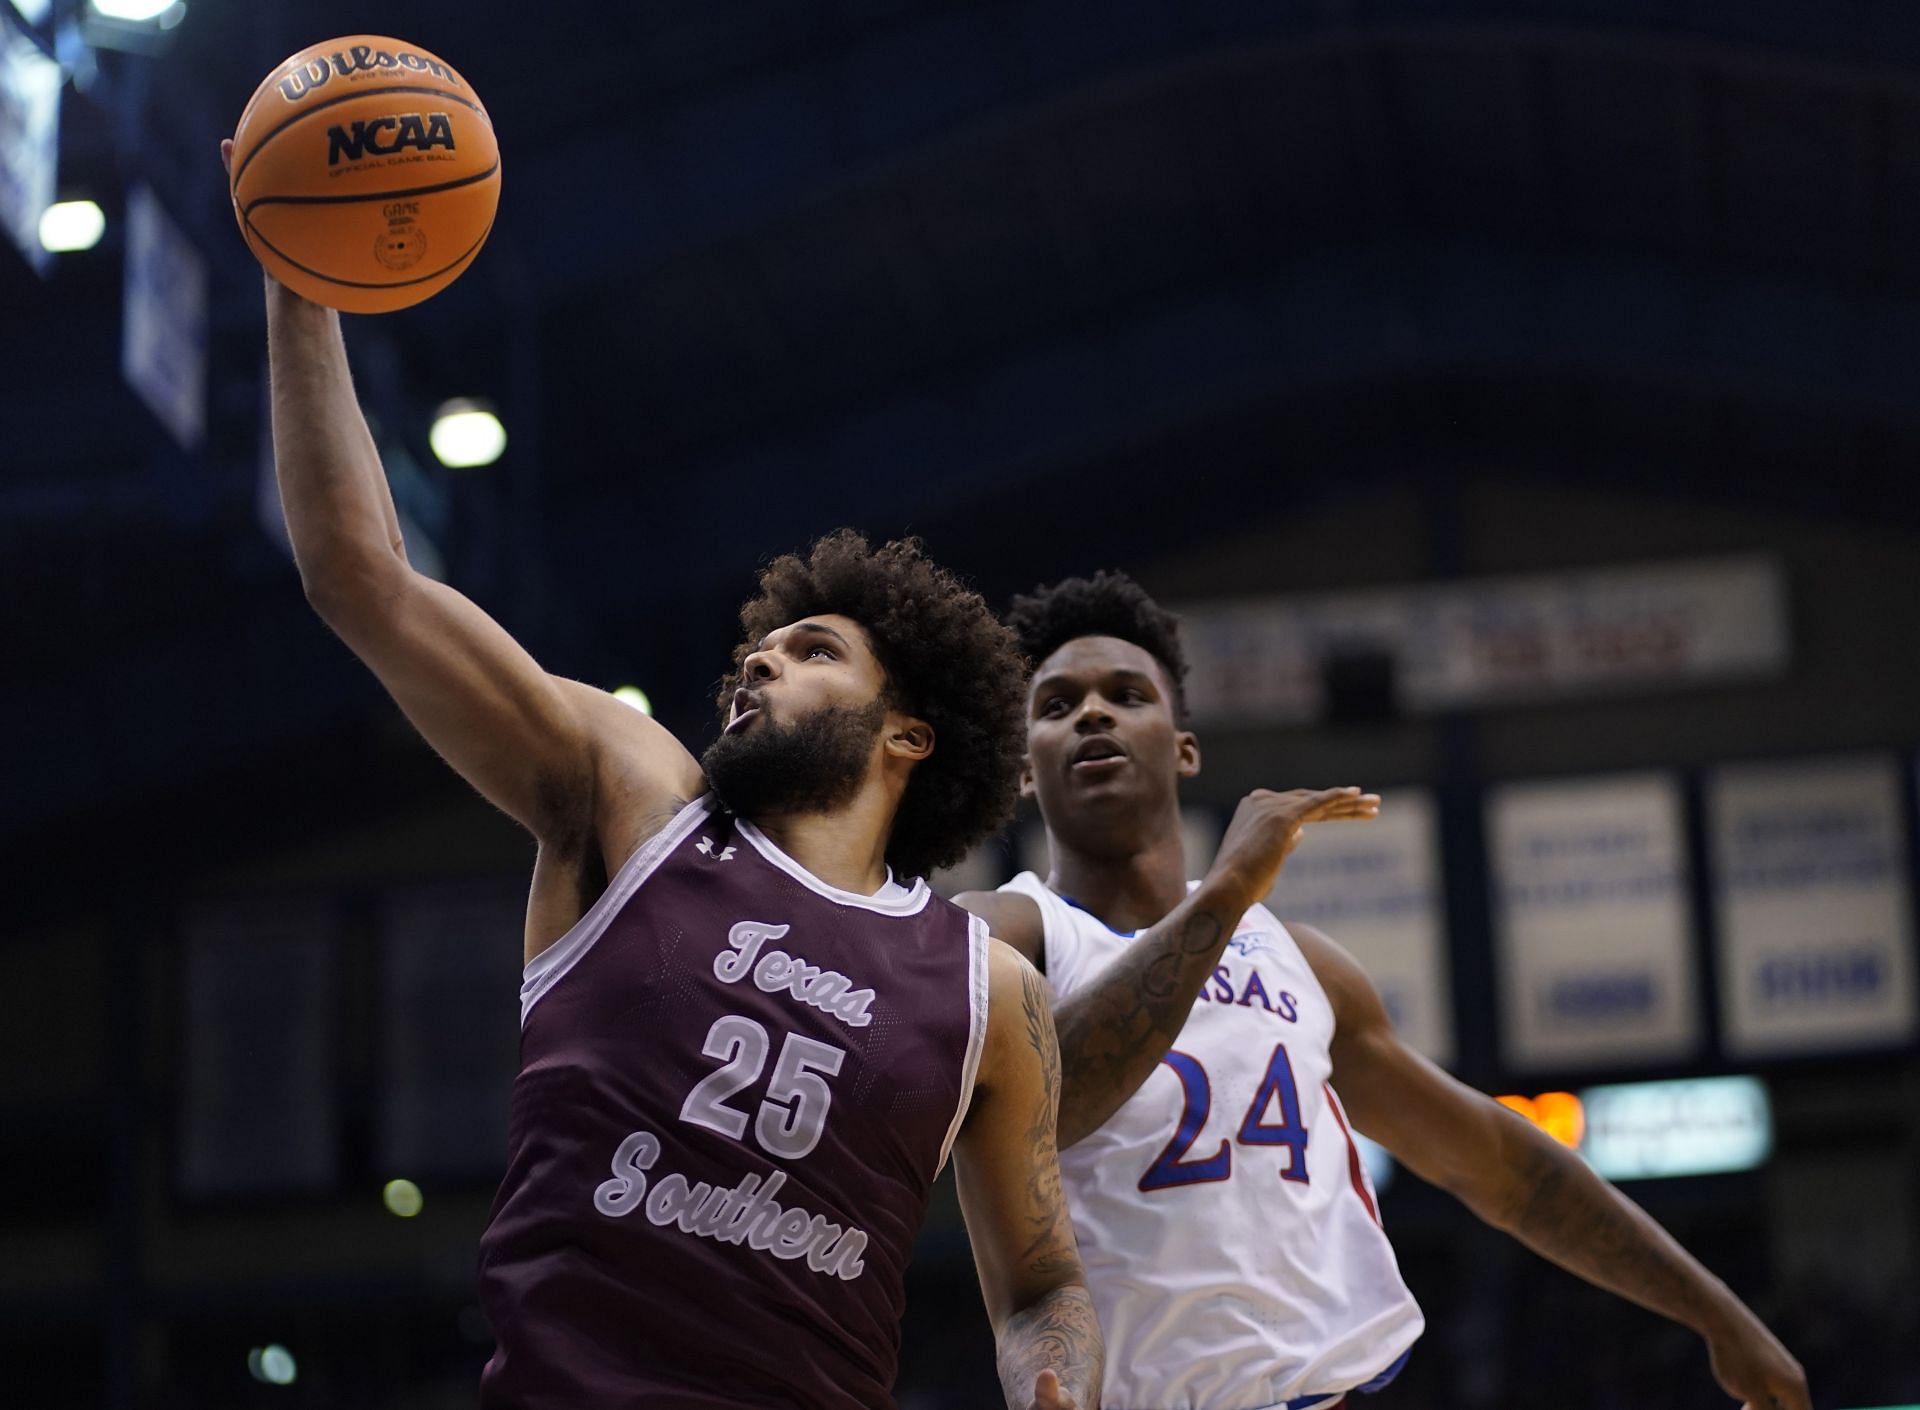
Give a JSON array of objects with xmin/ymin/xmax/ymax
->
[{"xmin": 680, "ymin": 1014, "xmax": 845, "ymax": 1161}]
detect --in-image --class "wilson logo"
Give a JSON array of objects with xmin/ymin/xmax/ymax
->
[
  {"xmin": 326, "ymin": 113, "xmax": 456, "ymax": 166},
  {"xmin": 278, "ymin": 45, "xmax": 457, "ymax": 102}
]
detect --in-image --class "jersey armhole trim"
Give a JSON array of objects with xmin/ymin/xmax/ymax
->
[
  {"xmin": 1001, "ymin": 873, "xmax": 1070, "ymax": 998},
  {"xmin": 518, "ymin": 795, "xmax": 713, "ymax": 1026},
  {"xmin": 935, "ymin": 912, "xmax": 992, "ymax": 1176}
]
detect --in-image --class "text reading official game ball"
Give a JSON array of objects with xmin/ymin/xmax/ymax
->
[{"xmin": 229, "ymin": 36, "xmax": 500, "ymax": 314}]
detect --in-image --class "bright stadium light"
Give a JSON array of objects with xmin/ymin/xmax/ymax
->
[
  {"xmin": 612, "ymin": 686, "xmax": 653, "ymax": 716},
  {"xmin": 247, "ymin": 1343, "xmax": 298, "ymax": 1385},
  {"xmin": 89, "ymin": 0, "xmax": 179, "ymax": 20},
  {"xmin": 39, "ymin": 200, "xmax": 105, "ymax": 253},
  {"xmin": 429, "ymin": 399, "xmax": 507, "ymax": 468},
  {"xmin": 383, "ymin": 1177, "xmax": 424, "ymax": 1218}
]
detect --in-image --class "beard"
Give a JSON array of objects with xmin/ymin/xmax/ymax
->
[{"xmin": 701, "ymin": 698, "xmax": 888, "ymax": 821}]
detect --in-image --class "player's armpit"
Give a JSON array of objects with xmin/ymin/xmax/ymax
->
[{"xmin": 953, "ymin": 941, "xmax": 1103, "ymax": 1410}]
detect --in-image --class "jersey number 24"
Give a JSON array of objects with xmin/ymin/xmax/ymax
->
[{"xmin": 1140, "ymin": 1042, "xmax": 1309, "ymax": 1191}]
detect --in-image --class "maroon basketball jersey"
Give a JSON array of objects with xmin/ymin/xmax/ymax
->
[{"xmin": 476, "ymin": 797, "xmax": 988, "ymax": 1410}]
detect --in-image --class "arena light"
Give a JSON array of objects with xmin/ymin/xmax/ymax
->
[
  {"xmin": 38, "ymin": 200, "xmax": 105, "ymax": 253},
  {"xmin": 89, "ymin": 0, "xmax": 179, "ymax": 21},
  {"xmin": 1495, "ymin": 1091, "xmax": 1585, "ymax": 1149},
  {"xmin": 429, "ymin": 399, "xmax": 506, "ymax": 468},
  {"xmin": 612, "ymin": 686, "xmax": 653, "ymax": 716},
  {"xmin": 1579, "ymin": 1076, "xmax": 1770, "ymax": 1180},
  {"xmin": 382, "ymin": 1177, "xmax": 424, "ymax": 1218},
  {"xmin": 247, "ymin": 1344, "xmax": 297, "ymax": 1386}
]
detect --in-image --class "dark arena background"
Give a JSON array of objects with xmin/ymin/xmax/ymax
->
[{"xmin": 4, "ymin": 1, "xmax": 1919, "ymax": 1406}]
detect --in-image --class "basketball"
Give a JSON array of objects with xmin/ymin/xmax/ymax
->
[{"xmin": 229, "ymin": 36, "xmax": 500, "ymax": 314}]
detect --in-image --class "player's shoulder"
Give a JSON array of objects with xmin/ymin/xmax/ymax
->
[
  {"xmin": 1275, "ymin": 918, "xmax": 1391, "ymax": 1033},
  {"xmin": 552, "ymin": 676, "xmax": 710, "ymax": 799},
  {"xmin": 973, "ymin": 935, "xmax": 1052, "ymax": 1086},
  {"xmin": 951, "ymin": 884, "xmax": 1045, "ymax": 965}
]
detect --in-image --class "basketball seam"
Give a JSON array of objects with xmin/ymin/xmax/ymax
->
[
  {"xmin": 241, "ymin": 212, "xmax": 495, "ymax": 291},
  {"xmin": 241, "ymin": 162, "xmax": 500, "ymax": 217},
  {"xmin": 231, "ymin": 84, "xmax": 487, "ymax": 192}
]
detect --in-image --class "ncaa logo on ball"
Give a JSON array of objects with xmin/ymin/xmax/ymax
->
[{"xmin": 326, "ymin": 113, "xmax": 456, "ymax": 167}]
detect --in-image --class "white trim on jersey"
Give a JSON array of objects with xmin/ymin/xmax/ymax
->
[
  {"xmin": 735, "ymin": 818, "xmax": 932, "ymax": 916},
  {"xmin": 518, "ymin": 796, "xmax": 715, "ymax": 1025},
  {"xmin": 935, "ymin": 913, "xmax": 993, "ymax": 1175}
]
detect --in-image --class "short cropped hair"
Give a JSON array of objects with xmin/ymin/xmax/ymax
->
[
  {"xmin": 1005, "ymin": 570, "xmax": 1190, "ymax": 723},
  {"xmin": 720, "ymin": 530, "xmax": 1026, "ymax": 879}
]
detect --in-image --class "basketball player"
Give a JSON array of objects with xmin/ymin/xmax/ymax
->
[
  {"xmin": 230, "ymin": 140, "xmax": 1101, "ymax": 1410},
  {"xmin": 956, "ymin": 571, "xmax": 1809, "ymax": 1410}
]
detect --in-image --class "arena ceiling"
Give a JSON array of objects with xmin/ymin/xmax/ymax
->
[{"xmin": 9, "ymin": 0, "xmax": 1920, "ymax": 897}]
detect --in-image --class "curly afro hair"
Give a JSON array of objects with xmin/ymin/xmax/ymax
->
[
  {"xmin": 1005, "ymin": 570, "xmax": 1190, "ymax": 723},
  {"xmin": 718, "ymin": 530, "xmax": 1026, "ymax": 880}
]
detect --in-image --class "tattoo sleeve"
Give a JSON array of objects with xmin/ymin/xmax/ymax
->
[
  {"xmin": 997, "ymin": 1282, "xmax": 1103, "ymax": 1409},
  {"xmin": 995, "ymin": 966, "xmax": 1104, "ymax": 1407},
  {"xmin": 1498, "ymin": 1124, "xmax": 1735, "ymax": 1334},
  {"xmin": 1048, "ymin": 882, "xmax": 1246, "ymax": 1147}
]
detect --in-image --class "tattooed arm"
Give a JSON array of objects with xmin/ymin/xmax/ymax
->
[
  {"xmin": 953, "ymin": 941, "xmax": 1103, "ymax": 1410},
  {"xmin": 1293, "ymin": 921, "xmax": 1810, "ymax": 1410},
  {"xmin": 960, "ymin": 788, "xmax": 1377, "ymax": 1147}
]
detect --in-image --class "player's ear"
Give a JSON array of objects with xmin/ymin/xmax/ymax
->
[
  {"xmin": 1019, "ymin": 753, "xmax": 1036, "ymax": 799},
  {"xmin": 885, "ymin": 713, "xmax": 934, "ymax": 764},
  {"xmin": 1176, "ymin": 730, "xmax": 1201, "ymax": 779}
]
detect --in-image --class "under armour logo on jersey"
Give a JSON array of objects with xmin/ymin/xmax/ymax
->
[{"xmin": 696, "ymin": 836, "xmax": 737, "ymax": 861}]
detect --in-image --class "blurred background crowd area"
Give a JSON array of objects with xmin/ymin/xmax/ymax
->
[{"xmin": 4, "ymin": 1, "xmax": 1919, "ymax": 1406}]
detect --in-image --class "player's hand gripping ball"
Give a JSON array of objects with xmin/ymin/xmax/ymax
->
[{"xmin": 229, "ymin": 35, "xmax": 500, "ymax": 313}]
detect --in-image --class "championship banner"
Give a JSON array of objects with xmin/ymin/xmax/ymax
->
[
  {"xmin": 123, "ymin": 184, "xmax": 207, "ymax": 449},
  {"xmin": 1489, "ymin": 773, "xmax": 1701, "ymax": 1072},
  {"xmin": 0, "ymin": 23, "xmax": 59, "ymax": 275},
  {"xmin": 178, "ymin": 904, "xmax": 339, "ymax": 1197},
  {"xmin": 1709, "ymin": 756, "xmax": 1917, "ymax": 1058},
  {"xmin": 377, "ymin": 881, "xmax": 526, "ymax": 1178},
  {"xmin": 1265, "ymin": 788, "xmax": 1453, "ymax": 1065},
  {"xmin": 1178, "ymin": 557, "xmax": 1787, "ymax": 726}
]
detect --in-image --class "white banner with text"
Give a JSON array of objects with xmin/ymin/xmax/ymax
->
[
  {"xmin": 1266, "ymin": 788, "xmax": 1454, "ymax": 1065},
  {"xmin": 1710, "ymin": 756, "xmax": 1916, "ymax": 1058},
  {"xmin": 1178, "ymin": 557, "xmax": 1787, "ymax": 726},
  {"xmin": 1490, "ymin": 773, "xmax": 1701, "ymax": 1071}
]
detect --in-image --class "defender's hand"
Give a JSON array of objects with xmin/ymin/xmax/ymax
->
[
  {"xmin": 1707, "ymin": 1311, "xmax": 1809, "ymax": 1410},
  {"xmin": 1026, "ymin": 1368, "xmax": 1084, "ymax": 1410},
  {"xmin": 1207, "ymin": 786, "xmax": 1380, "ymax": 905}
]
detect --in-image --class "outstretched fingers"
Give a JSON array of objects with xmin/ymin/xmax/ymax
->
[{"xmin": 1298, "ymin": 787, "xmax": 1382, "ymax": 823}]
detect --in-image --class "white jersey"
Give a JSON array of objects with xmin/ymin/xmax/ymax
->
[{"xmin": 1002, "ymin": 873, "xmax": 1423, "ymax": 1410}]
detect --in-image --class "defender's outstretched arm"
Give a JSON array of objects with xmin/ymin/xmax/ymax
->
[
  {"xmin": 1293, "ymin": 921, "xmax": 1809, "ymax": 1410},
  {"xmin": 959, "ymin": 787, "xmax": 1376, "ymax": 1147}
]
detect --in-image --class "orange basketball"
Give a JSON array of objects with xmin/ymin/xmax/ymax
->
[{"xmin": 230, "ymin": 36, "xmax": 500, "ymax": 314}]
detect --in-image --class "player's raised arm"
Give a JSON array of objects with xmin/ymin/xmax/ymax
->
[
  {"xmin": 968, "ymin": 787, "xmax": 1377, "ymax": 1148},
  {"xmin": 953, "ymin": 941, "xmax": 1103, "ymax": 1410},
  {"xmin": 1294, "ymin": 921, "xmax": 1810, "ymax": 1410},
  {"xmin": 226, "ymin": 142, "xmax": 701, "ymax": 849}
]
